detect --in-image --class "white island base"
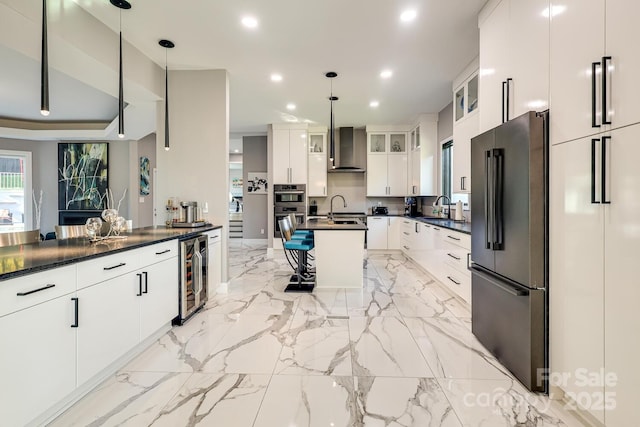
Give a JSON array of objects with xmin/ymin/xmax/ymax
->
[{"xmin": 313, "ymin": 230, "xmax": 365, "ymax": 289}]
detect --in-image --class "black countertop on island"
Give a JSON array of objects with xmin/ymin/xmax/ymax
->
[{"xmin": 0, "ymin": 224, "xmax": 222, "ymax": 281}]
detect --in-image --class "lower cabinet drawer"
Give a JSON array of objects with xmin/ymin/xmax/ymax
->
[
  {"xmin": 77, "ymin": 248, "xmax": 145, "ymax": 289},
  {"xmin": 440, "ymin": 264, "xmax": 471, "ymax": 303}
]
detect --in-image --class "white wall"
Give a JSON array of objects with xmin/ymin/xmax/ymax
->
[{"xmin": 155, "ymin": 70, "xmax": 230, "ymax": 282}]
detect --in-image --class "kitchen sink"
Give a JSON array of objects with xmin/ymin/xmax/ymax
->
[{"xmin": 331, "ymin": 220, "xmax": 358, "ymax": 225}]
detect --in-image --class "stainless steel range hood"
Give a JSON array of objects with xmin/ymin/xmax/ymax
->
[{"xmin": 329, "ymin": 127, "xmax": 365, "ymax": 173}]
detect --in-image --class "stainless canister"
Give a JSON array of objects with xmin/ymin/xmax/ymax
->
[{"xmin": 180, "ymin": 201, "xmax": 198, "ymax": 223}]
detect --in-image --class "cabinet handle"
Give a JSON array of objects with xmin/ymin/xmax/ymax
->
[
  {"xmin": 403, "ymin": 245, "xmax": 410, "ymax": 250},
  {"xmin": 447, "ymin": 276, "xmax": 461, "ymax": 286},
  {"xmin": 136, "ymin": 273, "xmax": 143, "ymax": 296},
  {"xmin": 505, "ymin": 78, "xmax": 512, "ymax": 121},
  {"xmin": 601, "ymin": 136, "xmax": 611, "ymax": 204},
  {"xmin": 16, "ymin": 283, "xmax": 55, "ymax": 296},
  {"xmin": 403, "ymin": 231, "xmax": 410, "ymax": 236},
  {"xmin": 433, "ymin": 227, "xmax": 441, "ymax": 231},
  {"xmin": 467, "ymin": 253, "xmax": 472, "ymax": 270},
  {"xmin": 447, "ymin": 253, "xmax": 461, "ymax": 261},
  {"xmin": 592, "ymin": 62, "xmax": 601, "ymax": 128},
  {"xmin": 602, "ymin": 56, "xmax": 612, "ymax": 125},
  {"xmin": 447, "ymin": 235, "xmax": 461, "ymax": 241},
  {"xmin": 591, "ymin": 139, "xmax": 600, "ymax": 204},
  {"xmin": 502, "ymin": 80, "xmax": 506, "ymax": 123},
  {"xmin": 143, "ymin": 271, "xmax": 148, "ymax": 294},
  {"xmin": 104, "ymin": 262, "xmax": 126, "ymax": 271},
  {"xmin": 415, "ymin": 223, "xmax": 419, "ymax": 233},
  {"xmin": 155, "ymin": 249, "xmax": 170, "ymax": 255},
  {"xmin": 71, "ymin": 297, "xmax": 79, "ymax": 328},
  {"xmin": 460, "ymin": 177, "xmax": 464, "ymax": 191},
  {"xmin": 323, "ymin": 186, "xmax": 326, "ymax": 196}
]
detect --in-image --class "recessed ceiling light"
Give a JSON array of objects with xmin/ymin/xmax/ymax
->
[
  {"xmin": 370, "ymin": 100, "xmax": 380, "ymax": 108},
  {"xmin": 400, "ymin": 10, "xmax": 417, "ymax": 22},
  {"xmin": 380, "ymin": 70, "xmax": 393, "ymax": 79},
  {"xmin": 241, "ymin": 16, "xmax": 258, "ymax": 28},
  {"xmin": 286, "ymin": 103, "xmax": 296, "ymax": 110},
  {"xmin": 270, "ymin": 73, "xmax": 283, "ymax": 82},
  {"xmin": 234, "ymin": 149, "xmax": 239, "ymax": 153}
]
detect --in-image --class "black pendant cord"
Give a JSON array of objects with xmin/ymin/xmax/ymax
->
[
  {"xmin": 40, "ymin": 0, "xmax": 49, "ymax": 116},
  {"xmin": 159, "ymin": 39, "xmax": 175, "ymax": 151},
  {"xmin": 326, "ymin": 72, "xmax": 338, "ymax": 167},
  {"xmin": 118, "ymin": 29, "xmax": 124, "ymax": 138}
]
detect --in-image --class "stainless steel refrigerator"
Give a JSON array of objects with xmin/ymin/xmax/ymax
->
[{"xmin": 470, "ymin": 111, "xmax": 548, "ymax": 393}]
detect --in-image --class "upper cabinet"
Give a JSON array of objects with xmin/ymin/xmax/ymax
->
[
  {"xmin": 366, "ymin": 128, "xmax": 408, "ymax": 197},
  {"xmin": 549, "ymin": 0, "xmax": 640, "ymax": 145},
  {"xmin": 409, "ymin": 115, "xmax": 438, "ymax": 196},
  {"xmin": 452, "ymin": 61, "xmax": 480, "ymax": 194},
  {"xmin": 307, "ymin": 128, "xmax": 328, "ymax": 197},
  {"xmin": 272, "ymin": 124, "xmax": 308, "ymax": 184},
  {"xmin": 479, "ymin": 0, "xmax": 550, "ymax": 134}
]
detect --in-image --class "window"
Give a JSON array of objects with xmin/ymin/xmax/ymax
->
[
  {"xmin": 0, "ymin": 150, "xmax": 32, "ymax": 233},
  {"xmin": 442, "ymin": 141, "xmax": 453, "ymax": 201}
]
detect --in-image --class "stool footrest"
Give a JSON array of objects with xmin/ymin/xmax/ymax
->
[{"xmin": 284, "ymin": 282, "xmax": 315, "ymax": 293}]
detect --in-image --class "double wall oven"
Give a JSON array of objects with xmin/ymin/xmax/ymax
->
[{"xmin": 274, "ymin": 184, "xmax": 306, "ymax": 238}]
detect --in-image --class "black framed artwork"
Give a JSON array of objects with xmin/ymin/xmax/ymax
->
[{"xmin": 58, "ymin": 142, "xmax": 109, "ymax": 210}]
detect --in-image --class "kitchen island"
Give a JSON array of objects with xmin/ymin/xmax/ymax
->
[{"xmin": 298, "ymin": 218, "xmax": 367, "ymax": 289}]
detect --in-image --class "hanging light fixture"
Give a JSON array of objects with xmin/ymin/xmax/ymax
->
[
  {"xmin": 110, "ymin": 0, "xmax": 131, "ymax": 139},
  {"xmin": 326, "ymin": 71, "xmax": 338, "ymax": 169},
  {"xmin": 159, "ymin": 39, "xmax": 175, "ymax": 151},
  {"xmin": 40, "ymin": 0, "xmax": 49, "ymax": 116}
]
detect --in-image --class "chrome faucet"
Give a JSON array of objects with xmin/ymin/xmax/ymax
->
[
  {"xmin": 329, "ymin": 194, "xmax": 347, "ymax": 220},
  {"xmin": 434, "ymin": 195, "xmax": 451, "ymax": 219}
]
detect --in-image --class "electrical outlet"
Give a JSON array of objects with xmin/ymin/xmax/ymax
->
[
  {"xmin": 139, "ymin": 197, "xmax": 144, "ymax": 203},
  {"xmin": 260, "ymin": 228, "xmax": 264, "ymax": 234},
  {"xmin": 203, "ymin": 202, "xmax": 209, "ymax": 213}
]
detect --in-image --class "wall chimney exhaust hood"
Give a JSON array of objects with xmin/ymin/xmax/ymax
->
[{"xmin": 328, "ymin": 127, "xmax": 365, "ymax": 173}]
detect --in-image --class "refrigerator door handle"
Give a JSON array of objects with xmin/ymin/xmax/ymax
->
[
  {"xmin": 493, "ymin": 149, "xmax": 504, "ymax": 250},
  {"xmin": 591, "ymin": 61, "xmax": 601, "ymax": 128},
  {"xmin": 472, "ymin": 267, "xmax": 529, "ymax": 296},
  {"xmin": 591, "ymin": 138, "xmax": 601, "ymax": 204},
  {"xmin": 601, "ymin": 136, "xmax": 611, "ymax": 204},
  {"xmin": 484, "ymin": 150, "xmax": 492, "ymax": 249}
]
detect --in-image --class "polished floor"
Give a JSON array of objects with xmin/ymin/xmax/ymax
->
[{"xmin": 51, "ymin": 240, "xmax": 587, "ymax": 426}]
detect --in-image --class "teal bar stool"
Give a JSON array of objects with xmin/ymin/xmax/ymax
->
[
  {"xmin": 288, "ymin": 213, "xmax": 313, "ymax": 240},
  {"xmin": 278, "ymin": 218, "xmax": 315, "ymax": 293}
]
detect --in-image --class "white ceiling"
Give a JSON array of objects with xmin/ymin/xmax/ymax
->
[{"xmin": 1, "ymin": 0, "xmax": 486, "ymax": 138}]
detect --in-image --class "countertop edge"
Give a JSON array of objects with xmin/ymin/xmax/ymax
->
[
  {"xmin": 0, "ymin": 224, "xmax": 223, "ymax": 281},
  {"xmin": 367, "ymin": 215, "xmax": 471, "ymax": 235}
]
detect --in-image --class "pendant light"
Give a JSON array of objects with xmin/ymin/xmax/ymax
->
[
  {"xmin": 40, "ymin": 0, "xmax": 49, "ymax": 116},
  {"xmin": 159, "ymin": 39, "xmax": 175, "ymax": 151},
  {"xmin": 110, "ymin": 0, "xmax": 131, "ymax": 139},
  {"xmin": 326, "ymin": 71, "xmax": 338, "ymax": 169}
]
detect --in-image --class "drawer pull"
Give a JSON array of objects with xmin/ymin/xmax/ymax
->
[
  {"xmin": 403, "ymin": 245, "xmax": 410, "ymax": 250},
  {"xmin": 433, "ymin": 227, "xmax": 441, "ymax": 231},
  {"xmin": 16, "ymin": 283, "xmax": 55, "ymax": 296},
  {"xmin": 424, "ymin": 224, "xmax": 430, "ymax": 228},
  {"xmin": 403, "ymin": 231, "xmax": 410, "ymax": 235},
  {"xmin": 103, "ymin": 262, "xmax": 126, "ymax": 271},
  {"xmin": 447, "ymin": 235, "xmax": 461, "ymax": 241},
  {"xmin": 447, "ymin": 276, "xmax": 461, "ymax": 286},
  {"xmin": 155, "ymin": 249, "xmax": 171, "ymax": 255},
  {"xmin": 71, "ymin": 297, "xmax": 79, "ymax": 328},
  {"xmin": 447, "ymin": 253, "xmax": 461, "ymax": 261}
]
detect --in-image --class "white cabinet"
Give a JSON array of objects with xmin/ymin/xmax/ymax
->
[
  {"xmin": 273, "ymin": 126, "xmax": 308, "ymax": 184},
  {"xmin": 366, "ymin": 130, "xmax": 408, "ymax": 196},
  {"xmin": 367, "ymin": 216, "xmax": 401, "ymax": 250},
  {"xmin": 0, "ymin": 267, "xmax": 77, "ymax": 427},
  {"xmin": 307, "ymin": 131, "xmax": 328, "ymax": 197},
  {"xmin": 207, "ymin": 228, "xmax": 222, "ymax": 295},
  {"xmin": 551, "ymin": 124, "xmax": 640, "ymax": 424},
  {"xmin": 452, "ymin": 112, "xmax": 477, "ymax": 193},
  {"xmin": 550, "ymin": 0, "xmax": 640, "ymax": 145},
  {"xmin": 139, "ymin": 257, "xmax": 178, "ymax": 340},
  {"xmin": 479, "ymin": 0, "xmax": 550, "ymax": 134},
  {"xmin": 408, "ymin": 115, "xmax": 438, "ymax": 196}
]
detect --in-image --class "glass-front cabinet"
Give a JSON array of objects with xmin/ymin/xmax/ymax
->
[
  {"xmin": 309, "ymin": 134, "xmax": 325, "ymax": 153},
  {"xmin": 454, "ymin": 71, "xmax": 479, "ymax": 122},
  {"xmin": 369, "ymin": 133, "xmax": 387, "ymax": 153}
]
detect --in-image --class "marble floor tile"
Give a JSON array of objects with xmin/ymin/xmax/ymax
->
[
  {"xmin": 405, "ymin": 316, "xmax": 512, "ymax": 380},
  {"xmin": 442, "ymin": 295, "xmax": 471, "ymax": 318},
  {"xmin": 297, "ymin": 289, "xmax": 348, "ymax": 316},
  {"xmin": 354, "ymin": 376, "xmax": 463, "ymax": 427},
  {"xmin": 199, "ymin": 313, "xmax": 292, "ymax": 374},
  {"xmin": 125, "ymin": 313, "xmax": 237, "ymax": 373},
  {"xmin": 242, "ymin": 286, "xmax": 299, "ymax": 316},
  {"xmin": 438, "ymin": 378, "xmax": 569, "ymax": 426},
  {"xmin": 345, "ymin": 283, "xmax": 400, "ymax": 317},
  {"xmin": 350, "ymin": 315, "xmax": 433, "ymax": 378},
  {"xmin": 392, "ymin": 290, "xmax": 453, "ymax": 318},
  {"xmin": 253, "ymin": 375, "xmax": 358, "ymax": 427},
  {"xmin": 459, "ymin": 317, "xmax": 472, "ymax": 331},
  {"xmin": 50, "ymin": 371, "xmax": 191, "ymax": 426},
  {"xmin": 148, "ymin": 373, "xmax": 270, "ymax": 427},
  {"xmin": 275, "ymin": 313, "xmax": 352, "ymax": 376}
]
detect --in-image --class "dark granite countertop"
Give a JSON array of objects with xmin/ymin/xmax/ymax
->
[
  {"xmin": 368, "ymin": 214, "xmax": 471, "ymax": 235},
  {"xmin": 0, "ymin": 224, "xmax": 222, "ymax": 281},
  {"xmin": 299, "ymin": 218, "xmax": 367, "ymax": 231}
]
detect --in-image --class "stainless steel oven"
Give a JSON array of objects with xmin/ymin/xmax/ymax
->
[
  {"xmin": 274, "ymin": 184, "xmax": 306, "ymax": 238},
  {"xmin": 175, "ymin": 233, "xmax": 208, "ymax": 325}
]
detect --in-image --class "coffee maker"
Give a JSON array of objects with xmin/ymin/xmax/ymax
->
[{"xmin": 404, "ymin": 197, "xmax": 418, "ymax": 217}]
